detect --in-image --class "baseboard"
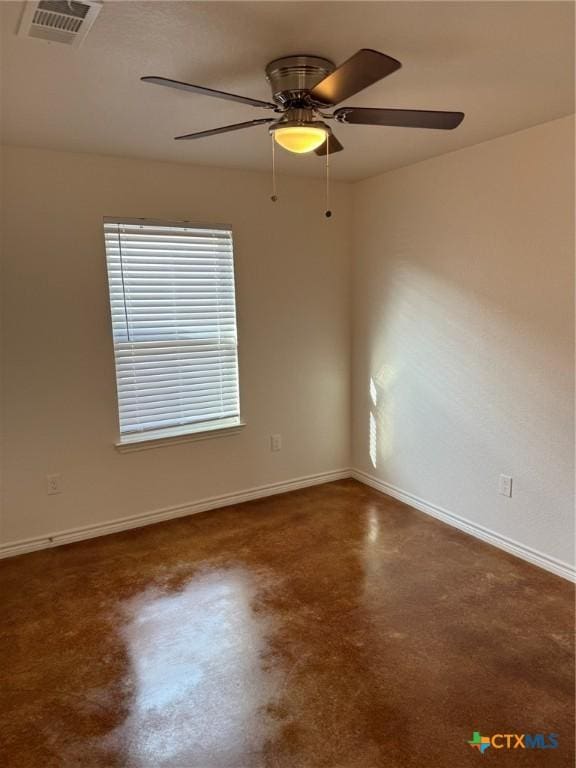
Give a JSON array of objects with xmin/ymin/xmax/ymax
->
[
  {"xmin": 351, "ymin": 469, "xmax": 575, "ymax": 583},
  {"xmin": 0, "ymin": 468, "xmax": 352, "ymax": 560},
  {"xmin": 4, "ymin": 467, "xmax": 573, "ymax": 582}
]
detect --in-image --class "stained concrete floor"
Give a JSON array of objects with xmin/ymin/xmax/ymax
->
[{"xmin": 0, "ymin": 479, "xmax": 574, "ymax": 767}]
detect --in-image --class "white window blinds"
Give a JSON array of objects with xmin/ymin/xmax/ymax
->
[{"xmin": 103, "ymin": 219, "xmax": 240, "ymax": 442}]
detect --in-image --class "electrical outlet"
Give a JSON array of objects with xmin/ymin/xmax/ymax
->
[
  {"xmin": 46, "ymin": 473, "xmax": 62, "ymax": 495},
  {"xmin": 270, "ymin": 434, "xmax": 282, "ymax": 452},
  {"xmin": 498, "ymin": 474, "xmax": 513, "ymax": 498}
]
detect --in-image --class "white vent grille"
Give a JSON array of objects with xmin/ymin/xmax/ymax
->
[{"xmin": 18, "ymin": 0, "xmax": 102, "ymax": 46}]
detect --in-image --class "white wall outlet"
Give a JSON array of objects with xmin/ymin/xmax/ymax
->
[
  {"xmin": 270, "ymin": 434, "xmax": 282, "ymax": 452},
  {"xmin": 46, "ymin": 473, "xmax": 62, "ymax": 495},
  {"xmin": 499, "ymin": 474, "xmax": 513, "ymax": 498}
]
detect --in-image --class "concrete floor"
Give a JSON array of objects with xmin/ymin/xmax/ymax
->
[{"xmin": 0, "ymin": 479, "xmax": 573, "ymax": 767}]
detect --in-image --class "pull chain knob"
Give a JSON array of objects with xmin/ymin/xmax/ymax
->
[
  {"xmin": 270, "ymin": 133, "xmax": 278, "ymax": 203},
  {"xmin": 324, "ymin": 137, "xmax": 333, "ymax": 218}
]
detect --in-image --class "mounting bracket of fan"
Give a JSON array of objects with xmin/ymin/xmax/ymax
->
[{"xmin": 265, "ymin": 55, "xmax": 335, "ymax": 108}]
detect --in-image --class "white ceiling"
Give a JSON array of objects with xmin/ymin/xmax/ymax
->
[{"xmin": 1, "ymin": 1, "xmax": 574, "ymax": 181}]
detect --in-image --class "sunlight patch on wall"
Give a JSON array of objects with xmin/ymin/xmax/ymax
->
[
  {"xmin": 369, "ymin": 411, "xmax": 377, "ymax": 468},
  {"xmin": 369, "ymin": 377, "xmax": 378, "ymax": 407},
  {"xmin": 367, "ymin": 368, "xmax": 397, "ymax": 470}
]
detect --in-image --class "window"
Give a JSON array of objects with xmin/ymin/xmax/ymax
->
[{"xmin": 103, "ymin": 218, "xmax": 241, "ymax": 446}]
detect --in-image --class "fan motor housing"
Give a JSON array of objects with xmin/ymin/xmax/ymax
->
[{"xmin": 266, "ymin": 55, "xmax": 335, "ymax": 107}]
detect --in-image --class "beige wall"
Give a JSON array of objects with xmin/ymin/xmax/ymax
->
[
  {"xmin": 2, "ymin": 117, "xmax": 574, "ymax": 571},
  {"xmin": 352, "ymin": 116, "xmax": 575, "ymax": 569},
  {"xmin": 1, "ymin": 147, "xmax": 351, "ymax": 544}
]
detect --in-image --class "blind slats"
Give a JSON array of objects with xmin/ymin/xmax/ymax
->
[{"xmin": 104, "ymin": 220, "xmax": 240, "ymax": 438}]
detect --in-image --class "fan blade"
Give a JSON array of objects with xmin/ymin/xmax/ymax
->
[
  {"xmin": 335, "ymin": 107, "xmax": 465, "ymax": 130},
  {"xmin": 175, "ymin": 119, "xmax": 275, "ymax": 141},
  {"xmin": 309, "ymin": 49, "xmax": 401, "ymax": 106},
  {"xmin": 142, "ymin": 76, "xmax": 277, "ymax": 110},
  {"xmin": 315, "ymin": 133, "xmax": 344, "ymax": 156}
]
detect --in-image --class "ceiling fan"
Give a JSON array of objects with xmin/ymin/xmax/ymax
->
[{"xmin": 142, "ymin": 49, "xmax": 465, "ymax": 156}]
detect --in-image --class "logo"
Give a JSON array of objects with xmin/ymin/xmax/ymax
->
[
  {"xmin": 469, "ymin": 732, "xmax": 491, "ymax": 754},
  {"xmin": 468, "ymin": 731, "xmax": 559, "ymax": 754}
]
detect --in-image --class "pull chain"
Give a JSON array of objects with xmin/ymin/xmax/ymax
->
[
  {"xmin": 325, "ymin": 138, "xmax": 332, "ymax": 218},
  {"xmin": 270, "ymin": 133, "xmax": 278, "ymax": 202}
]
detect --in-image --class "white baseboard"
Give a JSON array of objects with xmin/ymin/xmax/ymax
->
[
  {"xmin": 0, "ymin": 468, "xmax": 351, "ymax": 560},
  {"xmin": 351, "ymin": 469, "xmax": 575, "ymax": 583},
  {"xmin": 3, "ymin": 467, "xmax": 573, "ymax": 583}
]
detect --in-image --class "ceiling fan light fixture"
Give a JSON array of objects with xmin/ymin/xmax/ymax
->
[{"xmin": 273, "ymin": 124, "xmax": 328, "ymax": 154}]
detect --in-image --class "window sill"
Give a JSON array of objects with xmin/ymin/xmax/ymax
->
[{"xmin": 115, "ymin": 420, "xmax": 246, "ymax": 453}]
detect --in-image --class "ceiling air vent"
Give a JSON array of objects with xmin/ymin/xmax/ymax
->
[{"xmin": 18, "ymin": 0, "xmax": 102, "ymax": 47}]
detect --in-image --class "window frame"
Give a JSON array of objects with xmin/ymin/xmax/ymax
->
[{"xmin": 103, "ymin": 216, "xmax": 245, "ymax": 450}]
